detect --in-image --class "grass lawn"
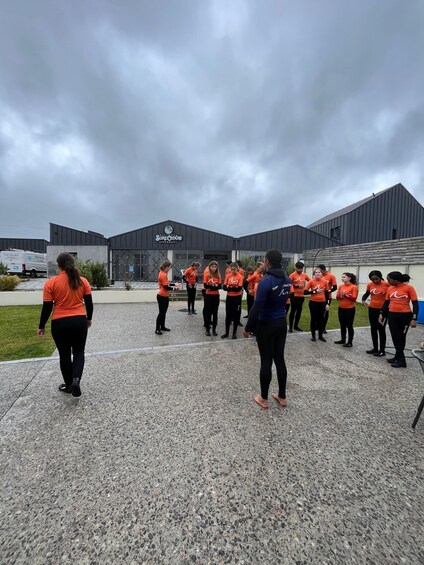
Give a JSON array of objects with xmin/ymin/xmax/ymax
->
[
  {"xmin": 241, "ymin": 298, "xmax": 370, "ymax": 331},
  {"xmin": 0, "ymin": 305, "xmax": 56, "ymax": 362}
]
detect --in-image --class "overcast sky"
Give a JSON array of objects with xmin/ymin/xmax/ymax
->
[{"xmin": 1, "ymin": 0, "xmax": 423, "ymax": 240}]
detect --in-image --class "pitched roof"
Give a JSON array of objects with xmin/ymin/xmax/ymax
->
[{"xmin": 307, "ymin": 184, "xmax": 400, "ymax": 228}]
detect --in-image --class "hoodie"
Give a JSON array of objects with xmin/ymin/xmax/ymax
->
[{"xmin": 245, "ymin": 268, "xmax": 291, "ymax": 332}]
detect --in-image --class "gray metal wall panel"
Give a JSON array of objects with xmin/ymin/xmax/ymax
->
[
  {"xmin": 0, "ymin": 238, "xmax": 48, "ymax": 252},
  {"xmin": 50, "ymin": 224, "xmax": 107, "ymax": 246},
  {"xmin": 238, "ymin": 225, "xmax": 339, "ymax": 253},
  {"xmin": 108, "ymin": 221, "xmax": 234, "ymax": 251}
]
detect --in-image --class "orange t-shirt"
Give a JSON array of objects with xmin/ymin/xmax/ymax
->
[
  {"xmin": 203, "ymin": 271, "xmax": 222, "ymax": 295},
  {"xmin": 322, "ymin": 272, "xmax": 337, "ymax": 292},
  {"xmin": 366, "ymin": 281, "xmax": 390, "ymax": 309},
  {"xmin": 184, "ymin": 267, "xmax": 198, "ymax": 285},
  {"xmin": 246, "ymin": 270, "xmax": 262, "ymax": 294},
  {"xmin": 158, "ymin": 271, "xmax": 171, "ymax": 297},
  {"xmin": 289, "ymin": 272, "xmax": 311, "ymax": 297},
  {"xmin": 386, "ymin": 284, "xmax": 418, "ymax": 313},
  {"xmin": 43, "ymin": 272, "xmax": 92, "ymax": 320},
  {"xmin": 305, "ymin": 279, "xmax": 329, "ymax": 302},
  {"xmin": 336, "ymin": 283, "xmax": 358, "ymax": 309},
  {"xmin": 224, "ymin": 272, "xmax": 244, "ymax": 296}
]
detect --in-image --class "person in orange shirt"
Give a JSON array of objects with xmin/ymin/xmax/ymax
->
[
  {"xmin": 334, "ymin": 273, "xmax": 358, "ymax": 347},
  {"xmin": 203, "ymin": 260, "xmax": 222, "ymax": 336},
  {"xmin": 156, "ymin": 260, "xmax": 179, "ymax": 335},
  {"xmin": 37, "ymin": 253, "xmax": 93, "ymax": 397},
  {"xmin": 379, "ymin": 272, "xmax": 419, "ymax": 368},
  {"xmin": 244, "ymin": 263, "xmax": 263, "ymax": 317},
  {"xmin": 288, "ymin": 261, "xmax": 310, "ymax": 332},
  {"xmin": 183, "ymin": 261, "xmax": 200, "ymax": 315},
  {"xmin": 221, "ymin": 262, "xmax": 244, "ymax": 339},
  {"xmin": 317, "ymin": 264, "xmax": 337, "ymax": 334},
  {"xmin": 304, "ymin": 267, "xmax": 330, "ymax": 342},
  {"xmin": 361, "ymin": 270, "xmax": 389, "ymax": 356}
]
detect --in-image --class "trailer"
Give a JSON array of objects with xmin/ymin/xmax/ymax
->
[{"xmin": 0, "ymin": 249, "xmax": 47, "ymax": 277}]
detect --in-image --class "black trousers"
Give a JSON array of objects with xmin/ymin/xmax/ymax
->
[
  {"xmin": 204, "ymin": 294, "xmax": 220, "ymax": 330},
  {"xmin": 309, "ymin": 301, "xmax": 326, "ymax": 337},
  {"xmin": 247, "ymin": 293, "xmax": 254, "ymax": 314},
  {"xmin": 368, "ymin": 307, "xmax": 386, "ymax": 352},
  {"xmin": 289, "ymin": 296, "xmax": 305, "ymax": 329},
  {"xmin": 338, "ymin": 307, "xmax": 356, "ymax": 344},
  {"xmin": 156, "ymin": 295, "xmax": 169, "ymax": 330},
  {"xmin": 51, "ymin": 316, "xmax": 88, "ymax": 387},
  {"xmin": 186, "ymin": 285, "xmax": 197, "ymax": 312},
  {"xmin": 256, "ymin": 318, "xmax": 288, "ymax": 400},
  {"xmin": 388, "ymin": 312, "xmax": 413, "ymax": 363},
  {"xmin": 225, "ymin": 295, "xmax": 242, "ymax": 335}
]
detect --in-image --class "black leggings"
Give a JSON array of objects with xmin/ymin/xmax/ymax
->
[
  {"xmin": 204, "ymin": 294, "xmax": 220, "ymax": 330},
  {"xmin": 289, "ymin": 296, "xmax": 305, "ymax": 329},
  {"xmin": 338, "ymin": 307, "xmax": 356, "ymax": 344},
  {"xmin": 51, "ymin": 316, "xmax": 88, "ymax": 387},
  {"xmin": 247, "ymin": 293, "xmax": 254, "ymax": 314},
  {"xmin": 309, "ymin": 301, "xmax": 326, "ymax": 337},
  {"xmin": 187, "ymin": 285, "xmax": 197, "ymax": 312},
  {"xmin": 256, "ymin": 318, "xmax": 288, "ymax": 400},
  {"xmin": 388, "ymin": 312, "xmax": 413, "ymax": 363},
  {"xmin": 225, "ymin": 295, "xmax": 242, "ymax": 335},
  {"xmin": 156, "ymin": 295, "xmax": 169, "ymax": 330},
  {"xmin": 368, "ymin": 307, "xmax": 386, "ymax": 352}
]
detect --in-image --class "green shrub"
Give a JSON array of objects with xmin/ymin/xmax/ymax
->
[
  {"xmin": 90, "ymin": 262, "xmax": 108, "ymax": 289},
  {"xmin": 0, "ymin": 275, "xmax": 20, "ymax": 291},
  {"xmin": 0, "ymin": 263, "xmax": 8, "ymax": 275},
  {"xmin": 75, "ymin": 259, "xmax": 93, "ymax": 283}
]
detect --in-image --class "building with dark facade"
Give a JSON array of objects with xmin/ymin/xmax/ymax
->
[
  {"xmin": 307, "ymin": 183, "xmax": 424, "ymax": 245},
  {"xmin": 0, "ymin": 238, "xmax": 48, "ymax": 253}
]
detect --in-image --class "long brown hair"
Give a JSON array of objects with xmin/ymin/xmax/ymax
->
[{"xmin": 57, "ymin": 253, "xmax": 83, "ymax": 290}]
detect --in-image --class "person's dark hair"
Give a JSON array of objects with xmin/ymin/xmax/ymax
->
[
  {"xmin": 236, "ymin": 260, "xmax": 243, "ymax": 268},
  {"xmin": 229, "ymin": 262, "xmax": 239, "ymax": 270},
  {"xmin": 369, "ymin": 270, "xmax": 383, "ymax": 280},
  {"xmin": 387, "ymin": 271, "xmax": 410, "ymax": 283},
  {"xmin": 317, "ymin": 264, "xmax": 326, "ymax": 271},
  {"xmin": 265, "ymin": 249, "xmax": 283, "ymax": 268},
  {"xmin": 295, "ymin": 261, "xmax": 304, "ymax": 269},
  {"xmin": 191, "ymin": 261, "xmax": 200, "ymax": 268},
  {"xmin": 160, "ymin": 260, "xmax": 171, "ymax": 271},
  {"xmin": 57, "ymin": 253, "xmax": 83, "ymax": 290},
  {"xmin": 226, "ymin": 260, "xmax": 232, "ymax": 266},
  {"xmin": 343, "ymin": 272, "xmax": 357, "ymax": 285}
]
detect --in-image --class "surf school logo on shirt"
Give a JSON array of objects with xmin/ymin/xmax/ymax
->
[{"xmin": 155, "ymin": 225, "xmax": 183, "ymax": 243}]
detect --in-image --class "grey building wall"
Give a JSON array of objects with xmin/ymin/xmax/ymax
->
[
  {"xmin": 0, "ymin": 238, "xmax": 48, "ymax": 253},
  {"xmin": 47, "ymin": 245, "xmax": 108, "ymax": 277},
  {"xmin": 237, "ymin": 225, "xmax": 339, "ymax": 253},
  {"xmin": 50, "ymin": 223, "xmax": 107, "ymax": 246},
  {"xmin": 309, "ymin": 184, "xmax": 424, "ymax": 245},
  {"xmin": 109, "ymin": 220, "xmax": 234, "ymax": 251}
]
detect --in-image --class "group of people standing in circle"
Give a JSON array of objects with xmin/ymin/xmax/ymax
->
[{"xmin": 37, "ymin": 251, "xmax": 419, "ymax": 400}]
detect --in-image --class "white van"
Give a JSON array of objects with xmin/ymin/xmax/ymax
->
[{"xmin": 0, "ymin": 250, "xmax": 47, "ymax": 277}]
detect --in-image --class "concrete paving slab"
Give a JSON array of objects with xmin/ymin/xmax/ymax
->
[{"xmin": 1, "ymin": 305, "xmax": 423, "ymax": 564}]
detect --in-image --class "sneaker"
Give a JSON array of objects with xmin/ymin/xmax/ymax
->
[
  {"xmin": 319, "ymin": 336, "xmax": 326, "ymax": 342},
  {"xmin": 155, "ymin": 329, "xmax": 163, "ymax": 335},
  {"xmin": 192, "ymin": 311, "xmax": 197, "ymax": 315},
  {"xmin": 161, "ymin": 327, "xmax": 171, "ymax": 331},
  {"xmin": 391, "ymin": 361, "xmax": 407, "ymax": 368},
  {"xmin": 212, "ymin": 330, "xmax": 218, "ymax": 336},
  {"xmin": 334, "ymin": 340, "xmax": 346, "ymax": 345},
  {"xmin": 71, "ymin": 378, "xmax": 81, "ymax": 397},
  {"xmin": 232, "ymin": 334, "xmax": 237, "ymax": 339},
  {"xmin": 221, "ymin": 334, "xmax": 229, "ymax": 339},
  {"xmin": 322, "ymin": 330, "xmax": 327, "ymax": 334},
  {"xmin": 294, "ymin": 327, "xmax": 303, "ymax": 332},
  {"xmin": 59, "ymin": 383, "xmax": 72, "ymax": 393},
  {"xmin": 387, "ymin": 357, "xmax": 398, "ymax": 364},
  {"xmin": 373, "ymin": 351, "xmax": 386, "ymax": 357},
  {"xmin": 205, "ymin": 330, "xmax": 211, "ymax": 336},
  {"xmin": 366, "ymin": 349, "xmax": 377, "ymax": 354},
  {"xmin": 311, "ymin": 337, "xmax": 316, "ymax": 342},
  {"xmin": 343, "ymin": 343, "xmax": 353, "ymax": 348},
  {"xmin": 288, "ymin": 329, "xmax": 293, "ymax": 333}
]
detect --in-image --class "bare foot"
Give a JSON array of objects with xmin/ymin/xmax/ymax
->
[
  {"xmin": 272, "ymin": 393, "xmax": 287, "ymax": 407},
  {"xmin": 253, "ymin": 394, "xmax": 269, "ymax": 409}
]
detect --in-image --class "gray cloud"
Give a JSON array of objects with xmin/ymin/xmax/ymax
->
[{"xmin": 1, "ymin": 0, "xmax": 423, "ymax": 239}]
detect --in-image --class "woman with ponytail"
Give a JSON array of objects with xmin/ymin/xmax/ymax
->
[
  {"xmin": 379, "ymin": 272, "xmax": 419, "ymax": 368},
  {"xmin": 334, "ymin": 272, "xmax": 358, "ymax": 347},
  {"xmin": 37, "ymin": 253, "xmax": 93, "ymax": 397}
]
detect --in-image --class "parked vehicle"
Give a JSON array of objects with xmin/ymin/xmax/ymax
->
[{"xmin": 0, "ymin": 249, "xmax": 47, "ymax": 277}]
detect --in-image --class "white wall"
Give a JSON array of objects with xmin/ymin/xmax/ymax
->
[{"xmin": 47, "ymin": 245, "xmax": 108, "ymax": 277}]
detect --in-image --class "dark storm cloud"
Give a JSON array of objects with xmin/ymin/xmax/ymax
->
[{"xmin": 1, "ymin": 0, "xmax": 423, "ymax": 239}]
